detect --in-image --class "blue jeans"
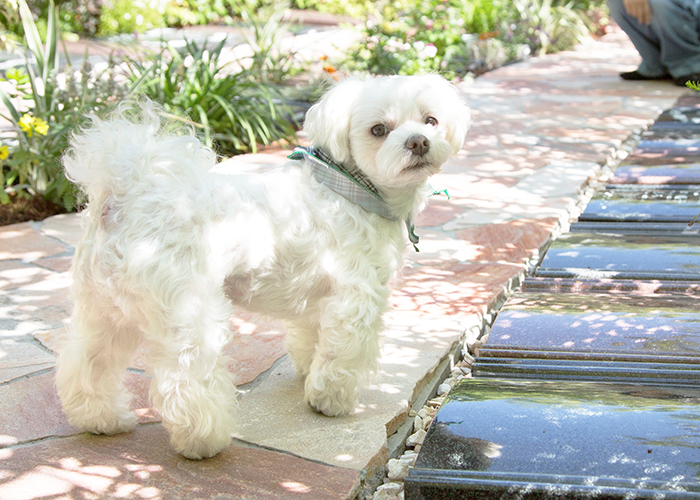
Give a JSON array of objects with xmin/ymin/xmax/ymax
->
[{"xmin": 607, "ymin": 0, "xmax": 700, "ymax": 77}]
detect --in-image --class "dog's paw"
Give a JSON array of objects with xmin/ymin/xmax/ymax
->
[
  {"xmin": 307, "ymin": 396, "xmax": 353, "ymax": 417},
  {"xmin": 69, "ymin": 409, "xmax": 138, "ymax": 436},
  {"xmin": 169, "ymin": 427, "xmax": 233, "ymax": 460},
  {"xmin": 304, "ymin": 380, "xmax": 357, "ymax": 417}
]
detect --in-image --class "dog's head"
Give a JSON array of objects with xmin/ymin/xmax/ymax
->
[{"xmin": 303, "ymin": 75, "xmax": 470, "ymax": 191}]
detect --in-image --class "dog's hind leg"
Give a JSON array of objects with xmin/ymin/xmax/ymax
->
[
  {"xmin": 144, "ymin": 284, "xmax": 237, "ymax": 460},
  {"xmin": 56, "ymin": 289, "xmax": 143, "ymax": 436}
]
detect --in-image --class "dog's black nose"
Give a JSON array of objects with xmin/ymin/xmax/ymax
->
[{"xmin": 406, "ymin": 135, "xmax": 430, "ymax": 157}]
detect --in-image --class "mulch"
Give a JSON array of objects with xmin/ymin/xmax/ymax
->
[{"xmin": 0, "ymin": 195, "xmax": 68, "ymax": 226}]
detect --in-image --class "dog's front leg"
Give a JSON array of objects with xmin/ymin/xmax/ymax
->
[{"xmin": 304, "ymin": 287, "xmax": 386, "ymax": 417}]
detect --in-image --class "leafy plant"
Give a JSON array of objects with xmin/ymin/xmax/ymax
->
[
  {"xmin": 343, "ymin": 0, "xmax": 474, "ymax": 80},
  {"xmin": 342, "ymin": 0, "xmax": 599, "ymax": 79},
  {"xmin": 502, "ymin": 0, "xmax": 591, "ymax": 56},
  {"xmin": 239, "ymin": 1, "xmax": 305, "ymax": 83},
  {"xmin": 125, "ymin": 37, "xmax": 296, "ymax": 156},
  {"xmin": 98, "ymin": 0, "xmax": 167, "ymax": 36},
  {"xmin": 164, "ymin": 0, "xmax": 261, "ymax": 26},
  {"xmin": 0, "ymin": 0, "xmax": 20, "ymax": 50},
  {"xmin": 0, "ymin": 0, "xmax": 129, "ymax": 209}
]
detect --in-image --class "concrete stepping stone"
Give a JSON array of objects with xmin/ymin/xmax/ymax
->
[
  {"xmin": 405, "ymin": 378, "xmax": 700, "ymax": 499},
  {"xmin": 535, "ymin": 232, "xmax": 700, "ymax": 280},
  {"xmin": 579, "ymin": 186, "xmax": 700, "ymax": 223}
]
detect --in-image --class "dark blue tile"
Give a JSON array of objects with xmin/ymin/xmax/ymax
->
[
  {"xmin": 610, "ymin": 164, "xmax": 700, "ymax": 185},
  {"xmin": 483, "ymin": 292, "xmax": 700, "ymax": 356},
  {"xmin": 579, "ymin": 187, "xmax": 700, "ymax": 223},
  {"xmin": 570, "ymin": 221, "xmax": 698, "ymax": 234},
  {"xmin": 406, "ymin": 378, "xmax": 700, "ymax": 499},
  {"xmin": 536, "ymin": 232, "xmax": 700, "ymax": 280}
]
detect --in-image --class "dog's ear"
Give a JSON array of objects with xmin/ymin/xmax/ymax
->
[
  {"xmin": 421, "ymin": 75, "xmax": 471, "ymax": 154},
  {"xmin": 437, "ymin": 78, "xmax": 471, "ymax": 154},
  {"xmin": 303, "ymin": 77, "xmax": 365, "ymax": 165}
]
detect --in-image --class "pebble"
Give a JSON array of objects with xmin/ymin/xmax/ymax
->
[
  {"xmin": 387, "ymin": 458, "xmax": 410, "ymax": 480},
  {"xmin": 373, "ymin": 482, "xmax": 402, "ymax": 500},
  {"xmin": 406, "ymin": 428, "xmax": 427, "ymax": 447},
  {"xmin": 413, "ymin": 415, "xmax": 422, "ymax": 432},
  {"xmin": 437, "ymin": 382, "xmax": 452, "ymax": 396}
]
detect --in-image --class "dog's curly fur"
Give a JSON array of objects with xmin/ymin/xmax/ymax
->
[{"xmin": 55, "ymin": 75, "xmax": 470, "ymax": 459}]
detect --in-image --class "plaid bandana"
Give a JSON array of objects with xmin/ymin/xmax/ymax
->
[
  {"xmin": 288, "ymin": 145, "xmax": 423, "ymax": 248},
  {"xmin": 288, "ymin": 146, "xmax": 397, "ymax": 220}
]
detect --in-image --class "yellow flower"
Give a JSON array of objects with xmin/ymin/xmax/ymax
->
[
  {"xmin": 33, "ymin": 117, "xmax": 49, "ymax": 136},
  {"xmin": 0, "ymin": 145, "xmax": 8, "ymax": 161},
  {"xmin": 18, "ymin": 114, "xmax": 48, "ymax": 137}
]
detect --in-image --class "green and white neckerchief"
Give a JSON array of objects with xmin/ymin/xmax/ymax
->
[{"xmin": 288, "ymin": 146, "xmax": 448, "ymax": 251}]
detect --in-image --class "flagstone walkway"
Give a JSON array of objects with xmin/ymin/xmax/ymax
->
[{"xmin": 0, "ymin": 26, "xmax": 689, "ymax": 500}]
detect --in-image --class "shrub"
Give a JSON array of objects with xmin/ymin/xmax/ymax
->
[
  {"xmin": 343, "ymin": 0, "xmax": 474, "ymax": 80},
  {"xmin": 0, "ymin": 0, "xmax": 20, "ymax": 50},
  {"xmin": 98, "ymin": 0, "xmax": 167, "ymax": 36},
  {"xmin": 125, "ymin": 37, "xmax": 296, "ymax": 156},
  {"xmin": 164, "ymin": 0, "xmax": 260, "ymax": 26},
  {"xmin": 239, "ymin": 1, "xmax": 306, "ymax": 83},
  {"xmin": 0, "ymin": 0, "xmax": 130, "ymax": 209},
  {"xmin": 342, "ymin": 0, "xmax": 602, "ymax": 79}
]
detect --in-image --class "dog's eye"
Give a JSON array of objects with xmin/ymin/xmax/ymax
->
[
  {"xmin": 371, "ymin": 124, "xmax": 387, "ymax": 137},
  {"xmin": 426, "ymin": 116, "xmax": 438, "ymax": 126}
]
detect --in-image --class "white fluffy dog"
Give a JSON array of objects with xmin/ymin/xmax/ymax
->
[{"xmin": 55, "ymin": 75, "xmax": 470, "ymax": 459}]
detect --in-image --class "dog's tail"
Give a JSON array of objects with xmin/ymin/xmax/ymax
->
[{"xmin": 63, "ymin": 100, "xmax": 216, "ymax": 202}]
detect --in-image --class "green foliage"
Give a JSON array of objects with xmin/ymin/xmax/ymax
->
[
  {"xmin": 290, "ymin": 0, "xmax": 378, "ymax": 17},
  {"xmin": 240, "ymin": 1, "xmax": 305, "ymax": 83},
  {"xmin": 0, "ymin": 0, "xmax": 20, "ymax": 50},
  {"xmin": 98, "ymin": 0, "xmax": 167, "ymax": 36},
  {"xmin": 503, "ymin": 0, "xmax": 591, "ymax": 56},
  {"xmin": 164, "ymin": 0, "xmax": 260, "ymax": 26},
  {"xmin": 342, "ymin": 0, "xmax": 603, "ymax": 79},
  {"xmin": 125, "ymin": 38, "xmax": 296, "ymax": 156},
  {"xmin": 343, "ymin": 0, "xmax": 474, "ymax": 80},
  {"xmin": 0, "ymin": 0, "xmax": 130, "ymax": 209}
]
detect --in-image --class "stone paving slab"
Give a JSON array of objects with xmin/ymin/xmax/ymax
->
[
  {"xmin": 0, "ymin": 26, "xmax": 692, "ymax": 499},
  {"xmin": 0, "ymin": 425, "xmax": 361, "ymax": 500}
]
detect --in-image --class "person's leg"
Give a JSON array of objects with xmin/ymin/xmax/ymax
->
[
  {"xmin": 648, "ymin": 0, "xmax": 700, "ymax": 79},
  {"xmin": 607, "ymin": 0, "xmax": 669, "ymax": 77}
]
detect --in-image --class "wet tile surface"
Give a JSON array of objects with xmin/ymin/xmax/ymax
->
[
  {"xmin": 406, "ymin": 378, "xmax": 700, "ymax": 499},
  {"xmin": 570, "ymin": 221, "xmax": 699, "ymax": 234},
  {"xmin": 536, "ymin": 232, "xmax": 700, "ymax": 279},
  {"xmin": 609, "ymin": 163, "xmax": 700, "ymax": 185},
  {"xmin": 482, "ymin": 292, "xmax": 700, "ymax": 357},
  {"xmin": 652, "ymin": 107, "xmax": 700, "ymax": 130},
  {"xmin": 579, "ymin": 187, "xmax": 700, "ymax": 223}
]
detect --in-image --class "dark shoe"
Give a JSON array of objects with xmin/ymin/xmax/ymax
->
[
  {"xmin": 620, "ymin": 70, "xmax": 671, "ymax": 81},
  {"xmin": 675, "ymin": 73, "xmax": 700, "ymax": 87}
]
